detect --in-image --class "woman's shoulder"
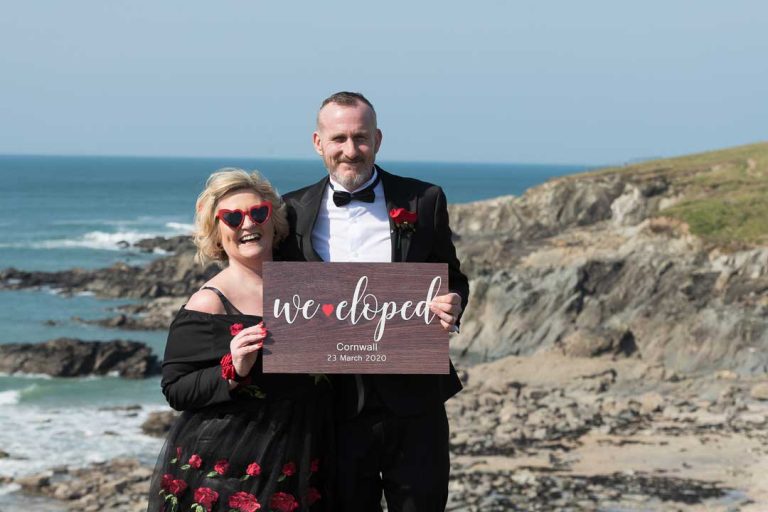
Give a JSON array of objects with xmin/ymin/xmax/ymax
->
[
  {"xmin": 185, "ymin": 287, "xmax": 227, "ymax": 315},
  {"xmin": 172, "ymin": 302, "xmax": 262, "ymax": 325},
  {"xmin": 167, "ymin": 306, "xmax": 261, "ymax": 356},
  {"xmin": 172, "ymin": 305, "xmax": 262, "ymax": 325}
]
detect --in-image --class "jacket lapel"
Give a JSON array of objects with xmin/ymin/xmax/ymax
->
[
  {"xmin": 294, "ymin": 176, "xmax": 328, "ymax": 262},
  {"xmin": 380, "ymin": 167, "xmax": 418, "ymax": 263}
]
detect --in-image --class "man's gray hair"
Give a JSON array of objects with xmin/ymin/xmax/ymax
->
[{"xmin": 317, "ymin": 91, "xmax": 377, "ymax": 127}]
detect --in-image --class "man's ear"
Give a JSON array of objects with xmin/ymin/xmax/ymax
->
[
  {"xmin": 374, "ymin": 128, "xmax": 383, "ymax": 153},
  {"xmin": 312, "ymin": 131, "xmax": 323, "ymax": 156}
]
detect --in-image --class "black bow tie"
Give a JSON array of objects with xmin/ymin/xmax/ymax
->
[{"xmin": 332, "ymin": 172, "xmax": 380, "ymax": 207}]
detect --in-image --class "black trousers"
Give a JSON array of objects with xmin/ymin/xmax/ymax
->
[{"xmin": 336, "ymin": 402, "xmax": 450, "ymax": 512}]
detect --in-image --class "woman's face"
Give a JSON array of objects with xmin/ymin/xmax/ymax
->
[{"xmin": 215, "ymin": 189, "xmax": 274, "ymax": 266}]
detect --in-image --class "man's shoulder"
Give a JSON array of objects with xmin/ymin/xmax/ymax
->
[{"xmin": 282, "ymin": 176, "xmax": 327, "ymax": 205}]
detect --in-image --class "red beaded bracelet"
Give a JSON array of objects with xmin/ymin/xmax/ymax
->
[{"xmin": 220, "ymin": 353, "xmax": 251, "ymax": 385}]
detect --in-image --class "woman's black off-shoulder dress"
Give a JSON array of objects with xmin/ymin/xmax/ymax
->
[{"xmin": 147, "ymin": 290, "xmax": 334, "ymax": 512}]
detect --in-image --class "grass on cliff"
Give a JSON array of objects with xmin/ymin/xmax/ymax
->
[{"xmin": 592, "ymin": 141, "xmax": 768, "ymax": 247}]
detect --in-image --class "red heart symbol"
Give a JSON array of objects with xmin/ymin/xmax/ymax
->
[{"xmin": 322, "ymin": 304, "xmax": 335, "ymax": 317}]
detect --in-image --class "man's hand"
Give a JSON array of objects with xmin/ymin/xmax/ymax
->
[{"xmin": 430, "ymin": 293, "xmax": 462, "ymax": 332}]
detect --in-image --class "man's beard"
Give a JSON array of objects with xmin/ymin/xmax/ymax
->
[{"xmin": 329, "ymin": 161, "xmax": 373, "ymax": 191}]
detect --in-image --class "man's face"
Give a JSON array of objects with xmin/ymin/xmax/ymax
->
[{"xmin": 313, "ymin": 101, "xmax": 382, "ymax": 190}]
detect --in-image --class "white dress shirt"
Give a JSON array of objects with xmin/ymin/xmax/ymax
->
[{"xmin": 311, "ymin": 168, "xmax": 392, "ymax": 263}]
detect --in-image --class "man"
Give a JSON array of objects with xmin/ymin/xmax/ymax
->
[{"xmin": 278, "ymin": 91, "xmax": 468, "ymax": 511}]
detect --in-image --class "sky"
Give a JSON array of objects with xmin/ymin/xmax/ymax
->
[{"xmin": 0, "ymin": 1, "xmax": 766, "ymax": 165}]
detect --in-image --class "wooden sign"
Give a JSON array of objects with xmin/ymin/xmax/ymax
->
[{"xmin": 262, "ymin": 262, "xmax": 449, "ymax": 374}]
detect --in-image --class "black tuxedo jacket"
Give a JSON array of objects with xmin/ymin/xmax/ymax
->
[{"xmin": 276, "ymin": 166, "xmax": 469, "ymax": 417}]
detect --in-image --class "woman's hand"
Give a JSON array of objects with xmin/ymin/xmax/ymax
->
[{"xmin": 230, "ymin": 323, "xmax": 267, "ymax": 379}]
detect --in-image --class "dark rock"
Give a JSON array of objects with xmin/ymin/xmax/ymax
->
[
  {"xmin": 16, "ymin": 473, "xmax": 51, "ymax": 493},
  {"xmin": 133, "ymin": 235, "xmax": 195, "ymax": 253},
  {"xmin": 13, "ymin": 458, "xmax": 152, "ymax": 511},
  {"xmin": 98, "ymin": 405, "xmax": 143, "ymax": 412},
  {"xmin": 577, "ymin": 260, "xmax": 625, "ymax": 297},
  {"xmin": 76, "ymin": 297, "xmax": 185, "ymax": 331},
  {"xmin": 563, "ymin": 329, "xmax": 638, "ymax": 359},
  {"xmin": 0, "ymin": 338, "xmax": 160, "ymax": 378},
  {"xmin": 141, "ymin": 410, "xmax": 179, "ymax": 437},
  {"xmin": 0, "ymin": 236, "xmax": 219, "ymax": 300}
]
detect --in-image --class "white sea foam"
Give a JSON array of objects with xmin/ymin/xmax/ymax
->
[
  {"xmin": 165, "ymin": 221, "xmax": 194, "ymax": 233},
  {"xmin": 51, "ymin": 219, "xmax": 144, "ymax": 227},
  {"xmin": 0, "ymin": 372, "xmax": 52, "ymax": 380},
  {"xmin": 50, "ymin": 216, "xmax": 187, "ymax": 228},
  {"xmin": 0, "ymin": 390, "xmax": 21, "ymax": 406},
  {"xmin": 0, "ymin": 482, "xmax": 21, "ymax": 495},
  {"xmin": 0, "ymin": 223, "xmax": 192, "ymax": 252},
  {"xmin": 0, "ymin": 402, "xmax": 166, "ymax": 478},
  {"xmin": 30, "ymin": 231, "xmax": 160, "ymax": 251},
  {"xmin": 0, "ymin": 385, "xmax": 42, "ymax": 405}
]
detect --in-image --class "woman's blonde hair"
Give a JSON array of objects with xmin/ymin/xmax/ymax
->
[{"xmin": 194, "ymin": 168, "xmax": 289, "ymax": 264}]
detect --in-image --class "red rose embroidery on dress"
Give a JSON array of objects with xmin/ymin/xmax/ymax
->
[
  {"xmin": 193, "ymin": 487, "xmax": 219, "ymax": 511},
  {"xmin": 161, "ymin": 474, "xmax": 187, "ymax": 496},
  {"xmin": 188, "ymin": 454, "xmax": 203, "ymax": 469},
  {"xmin": 269, "ymin": 492, "xmax": 299, "ymax": 512},
  {"xmin": 213, "ymin": 459, "xmax": 230, "ymax": 476},
  {"xmin": 228, "ymin": 491, "xmax": 261, "ymax": 512},
  {"xmin": 281, "ymin": 461, "xmax": 296, "ymax": 477},
  {"xmin": 246, "ymin": 462, "xmax": 262, "ymax": 477},
  {"xmin": 310, "ymin": 458, "xmax": 320, "ymax": 473},
  {"xmin": 230, "ymin": 323, "xmax": 244, "ymax": 336},
  {"xmin": 306, "ymin": 487, "xmax": 322, "ymax": 505},
  {"xmin": 176, "ymin": 446, "xmax": 182, "ymax": 460}
]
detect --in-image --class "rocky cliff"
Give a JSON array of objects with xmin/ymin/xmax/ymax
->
[{"xmin": 449, "ymin": 142, "xmax": 768, "ymax": 375}]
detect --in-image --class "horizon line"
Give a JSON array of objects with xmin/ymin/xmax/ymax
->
[{"xmin": 0, "ymin": 151, "xmax": 609, "ymax": 169}]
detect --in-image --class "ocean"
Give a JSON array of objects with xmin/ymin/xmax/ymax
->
[{"xmin": 0, "ymin": 154, "xmax": 589, "ymax": 506}]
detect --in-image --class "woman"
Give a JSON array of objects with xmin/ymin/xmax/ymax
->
[{"xmin": 148, "ymin": 169, "xmax": 332, "ymax": 512}]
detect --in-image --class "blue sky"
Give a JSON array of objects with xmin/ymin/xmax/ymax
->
[{"xmin": 0, "ymin": 1, "xmax": 766, "ymax": 164}]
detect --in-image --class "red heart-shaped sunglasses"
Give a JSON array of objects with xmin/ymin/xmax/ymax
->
[{"xmin": 216, "ymin": 201, "xmax": 273, "ymax": 229}]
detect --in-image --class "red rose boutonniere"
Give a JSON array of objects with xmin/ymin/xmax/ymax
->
[
  {"xmin": 389, "ymin": 208, "xmax": 417, "ymax": 230},
  {"xmin": 389, "ymin": 208, "xmax": 417, "ymax": 252}
]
